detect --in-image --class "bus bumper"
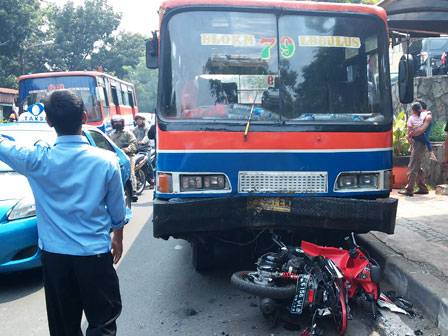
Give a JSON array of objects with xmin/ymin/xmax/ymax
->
[{"xmin": 153, "ymin": 196, "xmax": 397, "ymax": 238}]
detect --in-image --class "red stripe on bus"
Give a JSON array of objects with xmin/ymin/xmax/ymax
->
[{"xmin": 157, "ymin": 130, "xmax": 392, "ymax": 150}]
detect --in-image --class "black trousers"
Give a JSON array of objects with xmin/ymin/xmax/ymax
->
[{"xmin": 41, "ymin": 251, "xmax": 122, "ymax": 336}]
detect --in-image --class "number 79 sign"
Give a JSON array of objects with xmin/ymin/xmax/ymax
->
[{"xmin": 260, "ymin": 36, "xmax": 296, "ymax": 60}]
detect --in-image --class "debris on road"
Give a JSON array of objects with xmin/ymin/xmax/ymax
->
[{"xmin": 377, "ymin": 293, "xmax": 409, "ymax": 315}]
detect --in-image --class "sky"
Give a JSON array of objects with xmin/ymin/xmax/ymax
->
[{"xmin": 47, "ymin": 0, "xmax": 163, "ymax": 36}]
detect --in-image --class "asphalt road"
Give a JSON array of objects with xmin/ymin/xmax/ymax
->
[{"xmin": 0, "ymin": 189, "xmax": 441, "ymax": 336}]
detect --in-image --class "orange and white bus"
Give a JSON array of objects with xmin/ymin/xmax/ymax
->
[{"xmin": 18, "ymin": 71, "xmax": 138, "ymax": 133}]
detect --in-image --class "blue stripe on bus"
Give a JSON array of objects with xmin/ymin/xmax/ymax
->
[{"xmin": 156, "ymin": 150, "xmax": 392, "ymax": 198}]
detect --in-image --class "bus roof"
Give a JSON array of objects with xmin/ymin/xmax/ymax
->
[
  {"xmin": 160, "ymin": 0, "xmax": 387, "ymax": 23},
  {"xmin": 18, "ymin": 71, "xmax": 135, "ymax": 87}
]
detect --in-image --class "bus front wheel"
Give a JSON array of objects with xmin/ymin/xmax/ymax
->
[{"xmin": 191, "ymin": 240, "xmax": 214, "ymax": 272}]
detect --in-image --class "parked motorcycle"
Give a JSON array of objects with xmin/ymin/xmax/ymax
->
[
  {"xmin": 134, "ymin": 146, "xmax": 155, "ymax": 195},
  {"xmin": 231, "ymin": 234, "xmax": 380, "ymax": 335}
]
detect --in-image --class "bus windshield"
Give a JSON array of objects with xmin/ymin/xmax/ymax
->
[
  {"xmin": 161, "ymin": 11, "xmax": 391, "ymax": 124},
  {"xmin": 19, "ymin": 76, "xmax": 101, "ymax": 122}
]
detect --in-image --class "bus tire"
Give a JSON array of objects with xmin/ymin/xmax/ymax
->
[{"xmin": 191, "ymin": 240, "xmax": 214, "ymax": 272}]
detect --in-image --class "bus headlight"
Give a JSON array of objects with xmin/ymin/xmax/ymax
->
[
  {"xmin": 335, "ymin": 173, "xmax": 380, "ymax": 191},
  {"xmin": 181, "ymin": 175, "xmax": 203, "ymax": 191},
  {"xmin": 180, "ymin": 174, "xmax": 228, "ymax": 192},
  {"xmin": 358, "ymin": 174, "xmax": 379, "ymax": 188}
]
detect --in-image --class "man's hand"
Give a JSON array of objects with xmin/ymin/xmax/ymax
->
[{"xmin": 111, "ymin": 229, "xmax": 123, "ymax": 264}]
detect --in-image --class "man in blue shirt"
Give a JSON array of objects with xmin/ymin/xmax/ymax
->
[{"xmin": 0, "ymin": 91, "xmax": 126, "ymax": 336}]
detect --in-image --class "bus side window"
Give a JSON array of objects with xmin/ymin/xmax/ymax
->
[
  {"xmin": 103, "ymin": 87, "xmax": 109, "ymax": 107},
  {"xmin": 111, "ymin": 86, "xmax": 120, "ymax": 106},
  {"xmin": 128, "ymin": 91, "xmax": 135, "ymax": 107},
  {"xmin": 122, "ymin": 89, "xmax": 129, "ymax": 106}
]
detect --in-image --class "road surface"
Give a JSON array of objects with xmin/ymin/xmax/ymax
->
[{"xmin": 0, "ymin": 190, "xmax": 441, "ymax": 335}]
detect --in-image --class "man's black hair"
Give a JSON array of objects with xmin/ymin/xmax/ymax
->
[
  {"xmin": 417, "ymin": 100, "xmax": 427, "ymax": 110},
  {"xmin": 44, "ymin": 90, "xmax": 85, "ymax": 135},
  {"xmin": 411, "ymin": 102, "xmax": 422, "ymax": 113}
]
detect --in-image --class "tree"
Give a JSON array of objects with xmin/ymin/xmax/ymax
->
[
  {"xmin": 126, "ymin": 58, "xmax": 158, "ymax": 112},
  {"xmin": 47, "ymin": 0, "xmax": 121, "ymax": 71},
  {"xmin": 91, "ymin": 32, "xmax": 146, "ymax": 78},
  {"xmin": 0, "ymin": 0, "xmax": 41, "ymax": 87}
]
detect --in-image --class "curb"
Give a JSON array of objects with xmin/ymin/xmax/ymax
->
[{"xmin": 358, "ymin": 233, "xmax": 448, "ymax": 333}]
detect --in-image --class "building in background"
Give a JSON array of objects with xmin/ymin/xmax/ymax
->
[{"xmin": 0, "ymin": 88, "xmax": 18, "ymax": 122}]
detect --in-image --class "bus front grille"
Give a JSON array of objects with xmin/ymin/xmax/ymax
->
[{"xmin": 238, "ymin": 171, "xmax": 328, "ymax": 193}]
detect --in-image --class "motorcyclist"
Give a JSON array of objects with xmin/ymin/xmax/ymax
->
[
  {"xmin": 133, "ymin": 113, "xmax": 154, "ymax": 186},
  {"xmin": 133, "ymin": 114, "xmax": 151, "ymax": 152},
  {"xmin": 110, "ymin": 115, "xmax": 138, "ymax": 191}
]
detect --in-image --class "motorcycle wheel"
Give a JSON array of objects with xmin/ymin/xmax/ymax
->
[
  {"xmin": 332, "ymin": 281, "xmax": 348, "ymax": 335},
  {"xmin": 231, "ymin": 271, "xmax": 296, "ymax": 299},
  {"xmin": 135, "ymin": 169, "xmax": 146, "ymax": 195}
]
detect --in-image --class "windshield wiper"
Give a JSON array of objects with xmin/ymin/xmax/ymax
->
[{"xmin": 243, "ymin": 92, "xmax": 259, "ymax": 141}]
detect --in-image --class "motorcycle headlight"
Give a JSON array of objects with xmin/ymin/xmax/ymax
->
[{"xmin": 8, "ymin": 196, "xmax": 36, "ymax": 221}]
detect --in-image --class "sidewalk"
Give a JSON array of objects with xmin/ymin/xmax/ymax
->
[{"xmin": 359, "ymin": 190, "xmax": 448, "ymax": 333}]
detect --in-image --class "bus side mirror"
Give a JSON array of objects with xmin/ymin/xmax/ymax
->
[
  {"xmin": 146, "ymin": 32, "xmax": 159, "ymax": 69},
  {"xmin": 398, "ymin": 54, "xmax": 415, "ymax": 104}
]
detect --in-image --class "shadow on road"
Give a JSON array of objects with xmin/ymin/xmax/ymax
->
[{"xmin": 0, "ymin": 268, "xmax": 43, "ymax": 304}]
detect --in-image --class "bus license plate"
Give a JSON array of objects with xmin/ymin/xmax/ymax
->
[{"xmin": 248, "ymin": 198, "xmax": 291, "ymax": 213}]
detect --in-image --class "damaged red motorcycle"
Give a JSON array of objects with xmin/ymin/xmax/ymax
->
[{"xmin": 231, "ymin": 234, "xmax": 381, "ymax": 335}]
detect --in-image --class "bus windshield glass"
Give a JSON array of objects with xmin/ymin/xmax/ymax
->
[
  {"xmin": 19, "ymin": 76, "xmax": 101, "ymax": 122},
  {"xmin": 161, "ymin": 11, "xmax": 390, "ymax": 124}
]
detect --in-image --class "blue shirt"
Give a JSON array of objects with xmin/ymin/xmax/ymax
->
[{"xmin": 0, "ymin": 135, "xmax": 126, "ymax": 256}]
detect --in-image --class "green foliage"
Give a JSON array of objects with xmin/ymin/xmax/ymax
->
[
  {"xmin": 0, "ymin": 0, "xmax": 41, "ymax": 87},
  {"xmin": 91, "ymin": 32, "xmax": 146, "ymax": 78},
  {"xmin": 47, "ymin": 0, "xmax": 121, "ymax": 71},
  {"xmin": 429, "ymin": 121, "xmax": 446, "ymax": 142},
  {"xmin": 393, "ymin": 111, "xmax": 411, "ymax": 156},
  {"xmin": 125, "ymin": 58, "xmax": 158, "ymax": 112},
  {"xmin": 0, "ymin": 0, "xmax": 155, "ymax": 111}
]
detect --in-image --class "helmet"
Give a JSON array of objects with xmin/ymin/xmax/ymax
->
[
  {"xmin": 134, "ymin": 113, "xmax": 146, "ymax": 121},
  {"xmin": 111, "ymin": 115, "xmax": 125, "ymax": 131}
]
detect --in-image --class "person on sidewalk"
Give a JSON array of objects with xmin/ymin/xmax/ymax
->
[
  {"xmin": 399, "ymin": 102, "xmax": 431, "ymax": 196},
  {"xmin": 0, "ymin": 90, "xmax": 126, "ymax": 336},
  {"xmin": 408, "ymin": 100, "xmax": 437, "ymax": 161}
]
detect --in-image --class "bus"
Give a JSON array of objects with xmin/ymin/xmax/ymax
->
[
  {"xmin": 18, "ymin": 71, "xmax": 138, "ymax": 133},
  {"xmin": 147, "ymin": 0, "xmax": 399, "ymax": 270}
]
